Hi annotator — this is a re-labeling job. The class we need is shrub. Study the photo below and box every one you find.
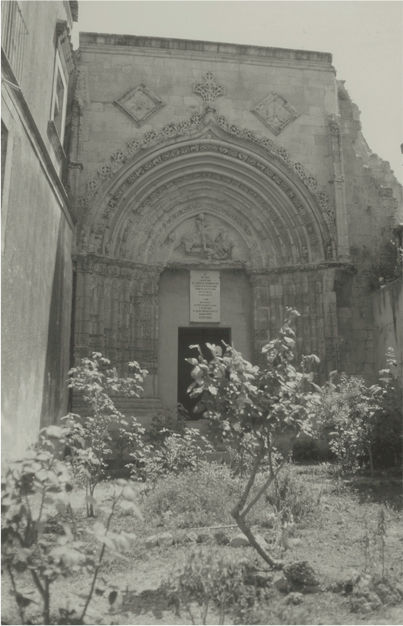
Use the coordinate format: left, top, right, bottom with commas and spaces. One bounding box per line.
134, 428, 213, 484
316, 350, 402, 474
144, 404, 188, 448
65, 353, 148, 514
266, 465, 319, 524
162, 547, 261, 625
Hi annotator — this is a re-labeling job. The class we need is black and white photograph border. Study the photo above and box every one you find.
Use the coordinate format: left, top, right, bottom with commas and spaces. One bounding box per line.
1, 1, 402, 624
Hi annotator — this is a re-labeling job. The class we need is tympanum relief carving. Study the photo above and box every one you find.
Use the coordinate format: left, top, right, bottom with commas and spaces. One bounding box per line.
158, 213, 249, 265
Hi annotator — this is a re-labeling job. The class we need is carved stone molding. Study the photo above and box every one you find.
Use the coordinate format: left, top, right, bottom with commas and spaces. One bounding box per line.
328, 113, 349, 259
328, 113, 341, 137
251, 93, 299, 136
246, 261, 356, 276
114, 83, 165, 126
81, 112, 330, 220
74, 253, 164, 279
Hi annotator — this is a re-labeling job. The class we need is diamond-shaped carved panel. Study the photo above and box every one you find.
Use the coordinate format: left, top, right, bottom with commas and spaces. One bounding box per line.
114, 83, 165, 126
251, 93, 299, 136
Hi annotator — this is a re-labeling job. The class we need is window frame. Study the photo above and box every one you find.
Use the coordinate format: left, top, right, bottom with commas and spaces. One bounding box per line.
50, 49, 68, 146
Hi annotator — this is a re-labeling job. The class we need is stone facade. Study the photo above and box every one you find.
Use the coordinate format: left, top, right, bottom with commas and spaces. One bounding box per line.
3, 21, 401, 454
69, 33, 402, 422
1, 1, 78, 457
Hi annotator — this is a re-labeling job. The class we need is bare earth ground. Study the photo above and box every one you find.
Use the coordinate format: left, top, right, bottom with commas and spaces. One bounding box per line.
2, 465, 402, 625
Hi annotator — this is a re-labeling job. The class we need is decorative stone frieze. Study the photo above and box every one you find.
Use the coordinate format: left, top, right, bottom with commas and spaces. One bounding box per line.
251, 93, 299, 136
82, 112, 330, 224
114, 82, 165, 126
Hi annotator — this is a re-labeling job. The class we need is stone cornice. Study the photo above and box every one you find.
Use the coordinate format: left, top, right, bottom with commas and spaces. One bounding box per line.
73, 253, 164, 276
79, 33, 333, 71
247, 261, 356, 275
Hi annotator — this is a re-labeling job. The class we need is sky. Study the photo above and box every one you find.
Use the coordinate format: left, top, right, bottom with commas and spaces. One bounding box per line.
72, 0, 403, 183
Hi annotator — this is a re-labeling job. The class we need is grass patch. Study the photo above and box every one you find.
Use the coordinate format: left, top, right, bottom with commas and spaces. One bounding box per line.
144, 461, 322, 530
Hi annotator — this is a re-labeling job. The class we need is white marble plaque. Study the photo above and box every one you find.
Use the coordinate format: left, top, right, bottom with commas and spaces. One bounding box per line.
190, 271, 220, 322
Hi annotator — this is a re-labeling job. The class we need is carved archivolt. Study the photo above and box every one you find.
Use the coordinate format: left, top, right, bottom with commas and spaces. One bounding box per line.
74, 119, 338, 273
80, 111, 333, 230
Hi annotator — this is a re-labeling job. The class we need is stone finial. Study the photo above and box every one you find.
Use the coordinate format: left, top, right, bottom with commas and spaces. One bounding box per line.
193, 71, 226, 107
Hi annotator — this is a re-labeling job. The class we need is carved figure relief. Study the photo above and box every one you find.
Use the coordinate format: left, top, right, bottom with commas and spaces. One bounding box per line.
252, 93, 299, 136
158, 213, 249, 265
114, 83, 165, 126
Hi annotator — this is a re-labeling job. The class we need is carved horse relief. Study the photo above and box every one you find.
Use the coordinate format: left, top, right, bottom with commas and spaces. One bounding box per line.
161, 213, 247, 264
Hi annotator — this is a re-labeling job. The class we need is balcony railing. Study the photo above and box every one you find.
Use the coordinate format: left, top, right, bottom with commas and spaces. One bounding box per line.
1, 1, 28, 84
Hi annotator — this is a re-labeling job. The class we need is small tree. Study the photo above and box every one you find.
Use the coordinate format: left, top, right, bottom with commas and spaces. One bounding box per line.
187, 309, 321, 568
66, 353, 148, 516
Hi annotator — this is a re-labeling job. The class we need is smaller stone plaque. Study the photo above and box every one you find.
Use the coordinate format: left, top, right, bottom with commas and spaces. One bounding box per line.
190, 271, 220, 322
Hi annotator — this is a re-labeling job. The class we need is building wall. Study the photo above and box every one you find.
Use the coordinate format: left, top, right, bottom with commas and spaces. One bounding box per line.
70, 34, 402, 418
336, 83, 402, 380
372, 279, 403, 379
1, 1, 77, 458
75, 34, 337, 199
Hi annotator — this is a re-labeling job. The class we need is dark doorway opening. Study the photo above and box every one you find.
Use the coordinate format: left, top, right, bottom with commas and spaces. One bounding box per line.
177, 327, 231, 419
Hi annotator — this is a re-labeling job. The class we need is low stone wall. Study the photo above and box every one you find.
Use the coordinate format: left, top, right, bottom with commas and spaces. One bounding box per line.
372, 278, 403, 379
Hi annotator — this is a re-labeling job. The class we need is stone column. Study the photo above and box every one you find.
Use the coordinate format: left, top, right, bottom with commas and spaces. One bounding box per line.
329, 114, 349, 261
249, 273, 284, 365
130, 266, 162, 394
322, 268, 340, 375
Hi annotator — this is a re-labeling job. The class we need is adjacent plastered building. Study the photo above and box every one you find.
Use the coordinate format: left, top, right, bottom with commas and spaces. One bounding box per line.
1, 1, 78, 457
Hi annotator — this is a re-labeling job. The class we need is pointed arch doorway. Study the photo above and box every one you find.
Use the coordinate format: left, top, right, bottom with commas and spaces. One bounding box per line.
158, 268, 253, 414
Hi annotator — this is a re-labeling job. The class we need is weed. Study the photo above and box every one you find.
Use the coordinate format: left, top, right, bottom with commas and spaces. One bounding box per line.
377, 507, 387, 579
266, 465, 320, 524
162, 547, 260, 625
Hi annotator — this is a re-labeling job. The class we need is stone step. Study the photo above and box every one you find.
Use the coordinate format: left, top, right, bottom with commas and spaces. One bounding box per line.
71, 394, 164, 426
